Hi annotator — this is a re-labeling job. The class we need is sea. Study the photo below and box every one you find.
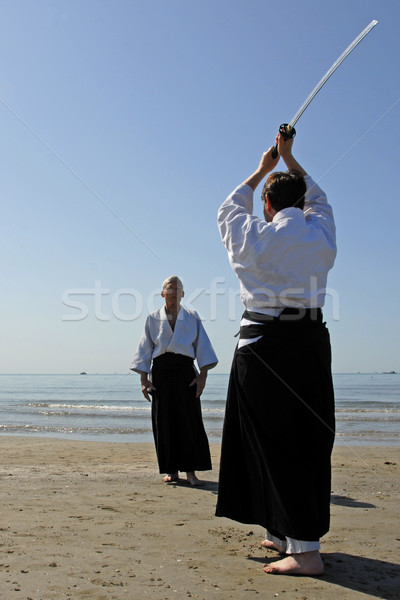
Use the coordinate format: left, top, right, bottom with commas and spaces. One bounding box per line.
0, 373, 399, 446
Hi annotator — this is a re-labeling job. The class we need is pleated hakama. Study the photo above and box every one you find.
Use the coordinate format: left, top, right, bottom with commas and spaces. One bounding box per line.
151, 353, 212, 474
215, 314, 335, 541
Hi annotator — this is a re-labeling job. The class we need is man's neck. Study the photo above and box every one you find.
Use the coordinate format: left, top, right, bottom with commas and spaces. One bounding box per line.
165, 304, 180, 317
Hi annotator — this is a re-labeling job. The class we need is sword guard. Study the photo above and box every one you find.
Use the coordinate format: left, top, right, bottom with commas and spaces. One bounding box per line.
279, 123, 296, 139
271, 124, 296, 158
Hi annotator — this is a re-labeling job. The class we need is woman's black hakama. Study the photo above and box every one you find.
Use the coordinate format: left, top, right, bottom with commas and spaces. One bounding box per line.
151, 353, 212, 474
215, 311, 335, 542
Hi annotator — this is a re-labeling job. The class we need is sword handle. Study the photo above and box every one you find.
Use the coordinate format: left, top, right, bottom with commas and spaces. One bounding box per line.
271, 124, 296, 158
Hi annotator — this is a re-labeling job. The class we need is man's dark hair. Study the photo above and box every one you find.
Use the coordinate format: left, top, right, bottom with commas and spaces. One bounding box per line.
261, 171, 306, 212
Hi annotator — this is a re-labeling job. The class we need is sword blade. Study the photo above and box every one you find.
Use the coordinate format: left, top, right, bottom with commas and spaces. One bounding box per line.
289, 19, 378, 128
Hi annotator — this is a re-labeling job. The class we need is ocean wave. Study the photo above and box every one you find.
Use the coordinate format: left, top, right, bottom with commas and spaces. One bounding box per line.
28, 403, 150, 412
336, 414, 400, 422
336, 430, 400, 438
335, 408, 400, 414
0, 423, 153, 435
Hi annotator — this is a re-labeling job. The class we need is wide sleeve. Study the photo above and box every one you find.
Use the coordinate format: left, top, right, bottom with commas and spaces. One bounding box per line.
129, 316, 155, 374
303, 175, 336, 249
193, 314, 218, 370
217, 183, 263, 257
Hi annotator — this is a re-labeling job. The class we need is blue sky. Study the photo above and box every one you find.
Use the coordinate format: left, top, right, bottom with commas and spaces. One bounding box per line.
1, 0, 399, 374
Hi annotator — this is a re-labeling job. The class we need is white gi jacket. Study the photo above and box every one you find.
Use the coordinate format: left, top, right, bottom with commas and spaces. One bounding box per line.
217, 175, 337, 313
130, 305, 218, 374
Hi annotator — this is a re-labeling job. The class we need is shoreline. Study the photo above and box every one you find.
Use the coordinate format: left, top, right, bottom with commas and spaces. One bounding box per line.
1, 432, 400, 447
0, 438, 399, 599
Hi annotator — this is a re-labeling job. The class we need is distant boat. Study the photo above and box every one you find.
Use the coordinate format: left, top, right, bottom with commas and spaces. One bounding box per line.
80, 371, 87, 375
382, 371, 397, 374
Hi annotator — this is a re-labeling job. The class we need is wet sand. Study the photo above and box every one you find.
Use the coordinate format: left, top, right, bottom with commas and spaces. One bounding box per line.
0, 437, 399, 599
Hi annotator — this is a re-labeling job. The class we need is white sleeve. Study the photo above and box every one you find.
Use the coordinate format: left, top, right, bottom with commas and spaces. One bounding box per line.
193, 314, 218, 370
217, 183, 264, 258
129, 316, 155, 374
303, 175, 336, 247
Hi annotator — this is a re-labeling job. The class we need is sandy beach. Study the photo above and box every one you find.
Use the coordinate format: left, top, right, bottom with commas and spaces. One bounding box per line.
0, 438, 399, 600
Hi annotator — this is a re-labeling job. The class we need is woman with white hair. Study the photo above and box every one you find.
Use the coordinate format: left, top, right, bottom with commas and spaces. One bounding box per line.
130, 276, 218, 486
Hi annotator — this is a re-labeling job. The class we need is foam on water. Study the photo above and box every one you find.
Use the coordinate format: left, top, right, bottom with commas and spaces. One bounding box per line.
0, 373, 399, 445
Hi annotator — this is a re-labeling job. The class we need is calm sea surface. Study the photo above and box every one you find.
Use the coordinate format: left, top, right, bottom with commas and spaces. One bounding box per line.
0, 373, 399, 446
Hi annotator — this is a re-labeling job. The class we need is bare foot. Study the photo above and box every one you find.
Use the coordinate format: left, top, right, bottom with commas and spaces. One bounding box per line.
162, 472, 178, 483
261, 539, 286, 554
186, 471, 202, 486
263, 551, 324, 576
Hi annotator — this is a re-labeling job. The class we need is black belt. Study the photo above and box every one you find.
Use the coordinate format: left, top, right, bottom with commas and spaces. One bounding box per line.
153, 352, 194, 364
239, 307, 323, 339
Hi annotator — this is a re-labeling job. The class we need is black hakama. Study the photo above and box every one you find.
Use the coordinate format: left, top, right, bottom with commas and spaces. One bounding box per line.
215, 309, 335, 541
151, 353, 212, 474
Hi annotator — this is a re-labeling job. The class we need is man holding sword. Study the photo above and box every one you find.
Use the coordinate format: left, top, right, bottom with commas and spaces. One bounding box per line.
216, 132, 337, 575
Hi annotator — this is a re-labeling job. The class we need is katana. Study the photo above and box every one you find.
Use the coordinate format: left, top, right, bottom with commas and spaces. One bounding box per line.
271, 19, 378, 158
